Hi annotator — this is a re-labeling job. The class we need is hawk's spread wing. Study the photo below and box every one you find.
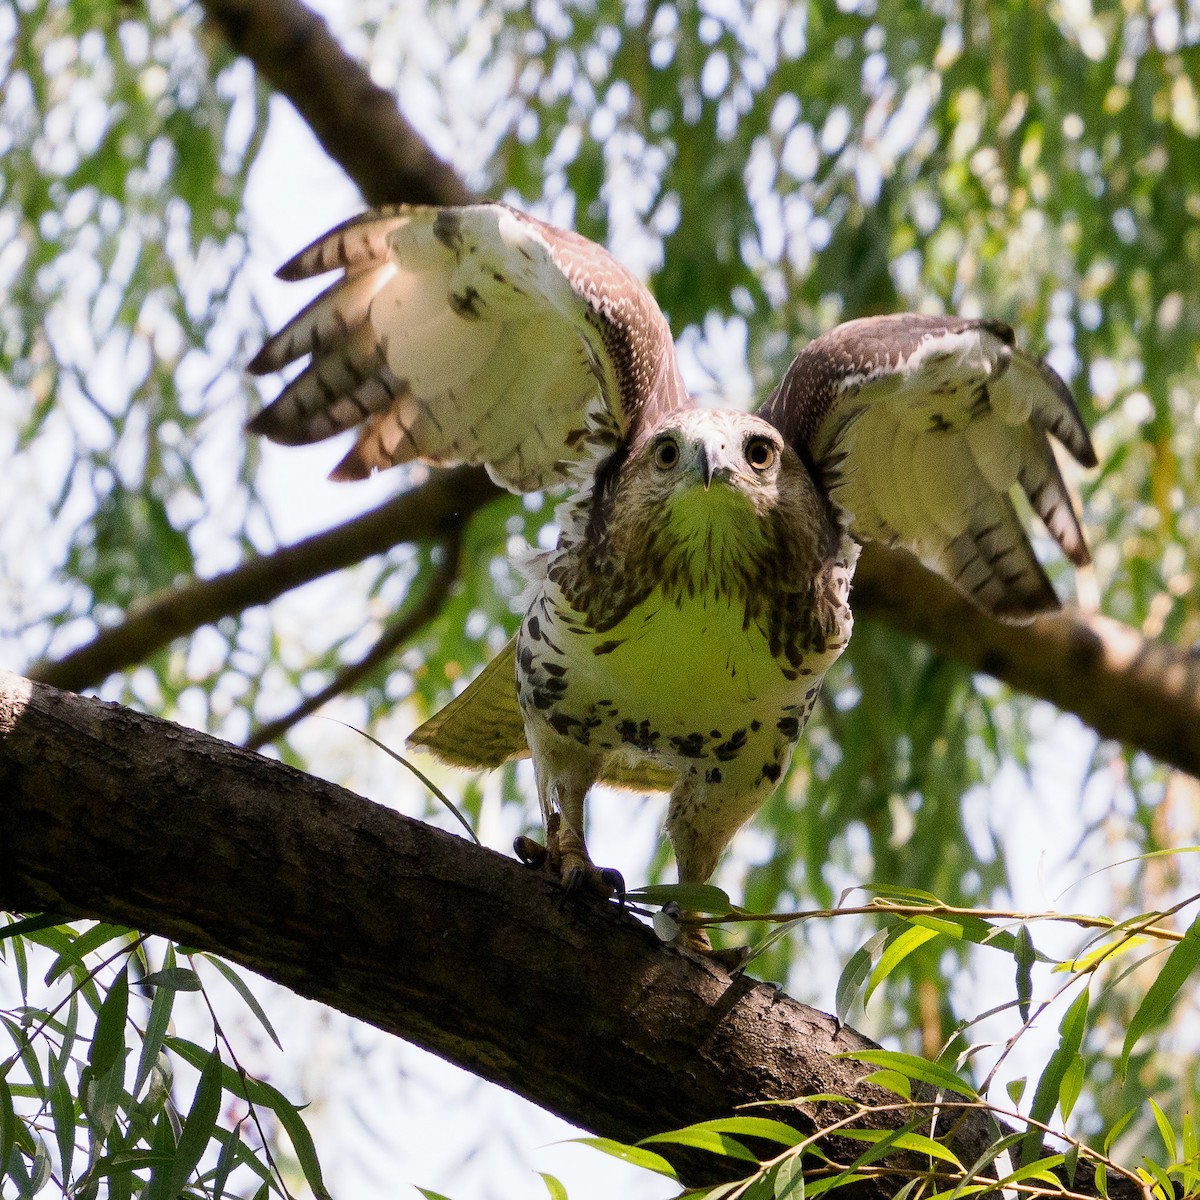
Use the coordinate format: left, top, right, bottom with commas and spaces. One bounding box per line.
248, 204, 687, 491
759, 314, 1096, 620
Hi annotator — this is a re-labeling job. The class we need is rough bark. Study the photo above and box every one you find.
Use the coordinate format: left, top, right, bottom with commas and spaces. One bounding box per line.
0, 671, 1134, 1197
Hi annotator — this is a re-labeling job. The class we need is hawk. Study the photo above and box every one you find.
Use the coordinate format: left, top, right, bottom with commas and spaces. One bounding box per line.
249, 203, 1095, 955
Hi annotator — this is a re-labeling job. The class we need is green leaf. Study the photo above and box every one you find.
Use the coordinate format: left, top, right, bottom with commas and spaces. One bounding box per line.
165, 1036, 329, 1198
46, 925, 133, 986
947, 1130, 1028, 1200
1183, 1108, 1197, 1161
640, 1127, 758, 1162
208, 1124, 242, 1200
415, 1190, 456, 1200
88, 965, 130, 1077
539, 1172, 568, 1200
1148, 1098, 1177, 1163
135, 953, 177, 1099
0, 915, 67, 942
50, 1074, 77, 1187
1006, 1078, 1026, 1107
197, 954, 283, 1050
666, 1118, 803, 1147
865, 925, 938, 1004
626, 883, 737, 916
835, 1050, 978, 1099
139, 967, 201, 992
860, 1069, 911, 1099
568, 1137, 679, 1179
835, 930, 887, 1024
1015, 925, 1035, 1023
774, 1151, 805, 1199
1021, 987, 1089, 1167
801, 1172, 870, 1198
1103, 1107, 1138, 1154
837, 1127, 963, 1169
166, 1050, 223, 1197
1059, 1056, 1085, 1124
1140, 1156, 1176, 1200
1122, 911, 1200, 1076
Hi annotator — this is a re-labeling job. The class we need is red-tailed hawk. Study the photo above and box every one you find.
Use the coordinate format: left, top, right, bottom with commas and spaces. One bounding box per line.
249, 203, 1095, 955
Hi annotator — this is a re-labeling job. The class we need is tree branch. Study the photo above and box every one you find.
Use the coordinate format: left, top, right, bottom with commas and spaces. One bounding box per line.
201, 0, 473, 207
245, 528, 463, 750
27, 466, 501, 694
0, 671, 1134, 1197
28, 472, 1199, 775
854, 544, 1200, 777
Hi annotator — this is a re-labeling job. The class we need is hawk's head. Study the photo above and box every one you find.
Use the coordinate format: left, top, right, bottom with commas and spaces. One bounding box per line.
603, 409, 836, 597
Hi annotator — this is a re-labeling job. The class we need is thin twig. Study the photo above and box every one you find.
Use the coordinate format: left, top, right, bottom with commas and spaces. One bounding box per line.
245, 531, 463, 750
694, 900, 1191, 946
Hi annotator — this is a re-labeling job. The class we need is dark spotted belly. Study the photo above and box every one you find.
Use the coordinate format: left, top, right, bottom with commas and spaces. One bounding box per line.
516, 583, 843, 786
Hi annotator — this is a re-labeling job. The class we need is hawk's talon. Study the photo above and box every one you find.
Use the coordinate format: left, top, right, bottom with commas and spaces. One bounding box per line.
513, 835, 548, 870
599, 867, 626, 904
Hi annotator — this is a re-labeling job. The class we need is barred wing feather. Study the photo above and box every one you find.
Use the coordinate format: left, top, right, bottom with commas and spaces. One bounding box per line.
759, 314, 1096, 620
248, 203, 687, 492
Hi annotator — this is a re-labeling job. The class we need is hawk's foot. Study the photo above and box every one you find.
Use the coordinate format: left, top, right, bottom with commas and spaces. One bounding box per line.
665, 904, 752, 971
512, 826, 624, 903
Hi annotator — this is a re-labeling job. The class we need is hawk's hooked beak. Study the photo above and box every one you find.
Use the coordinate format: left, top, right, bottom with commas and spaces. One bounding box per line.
697, 444, 732, 491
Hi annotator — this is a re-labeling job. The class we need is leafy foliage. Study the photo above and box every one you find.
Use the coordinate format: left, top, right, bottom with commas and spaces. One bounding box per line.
0, 918, 324, 1200
2, 0, 1200, 1196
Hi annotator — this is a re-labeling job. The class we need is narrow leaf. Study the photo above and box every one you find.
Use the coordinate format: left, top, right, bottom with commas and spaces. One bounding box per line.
135, 954, 177, 1099
1122, 912, 1200, 1075
835, 930, 887, 1024
865, 925, 937, 1004
838, 1127, 963, 1168
626, 884, 737, 916
774, 1152, 805, 1199
568, 1137, 679, 1179
1147, 1098, 1177, 1163
139, 968, 201, 992
1021, 988, 1089, 1167
166, 1050, 224, 1197
640, 1128, 758, 1162
1015, 925, 1035, 1023
539, 1172, 568, 1200
673, 1118, 802, 1147
88, 966, 130, 1077
835, 1050, 978, 1099
198, 954, 283, 1050
1059, 1056, 1085, 1124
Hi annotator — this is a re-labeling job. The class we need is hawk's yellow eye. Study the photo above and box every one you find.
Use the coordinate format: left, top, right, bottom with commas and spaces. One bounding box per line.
653, 438, 680, 469
745, 437, 776, 472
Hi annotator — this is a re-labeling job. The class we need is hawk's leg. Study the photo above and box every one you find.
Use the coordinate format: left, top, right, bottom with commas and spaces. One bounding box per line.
516, 730, 622, 900
665, 759, 789, 962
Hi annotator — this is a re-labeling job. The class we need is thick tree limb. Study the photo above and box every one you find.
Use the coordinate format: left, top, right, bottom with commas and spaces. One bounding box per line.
0, 671, 1135, 1197
201, 0, 473, 207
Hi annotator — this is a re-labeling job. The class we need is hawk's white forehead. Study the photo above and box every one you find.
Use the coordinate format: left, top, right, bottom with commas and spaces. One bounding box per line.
642, 408, 783, 445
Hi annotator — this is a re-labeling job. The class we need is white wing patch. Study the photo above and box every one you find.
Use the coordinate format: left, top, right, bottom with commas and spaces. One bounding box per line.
773, 317, 1095, 620
248, 204, 685, 493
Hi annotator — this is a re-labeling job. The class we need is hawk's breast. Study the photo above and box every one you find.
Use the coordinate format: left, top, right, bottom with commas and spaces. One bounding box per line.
516, 572, 851, 779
